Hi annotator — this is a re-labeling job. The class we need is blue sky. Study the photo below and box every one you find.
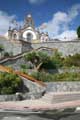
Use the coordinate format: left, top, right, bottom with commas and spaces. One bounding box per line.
0, 0, 80, 40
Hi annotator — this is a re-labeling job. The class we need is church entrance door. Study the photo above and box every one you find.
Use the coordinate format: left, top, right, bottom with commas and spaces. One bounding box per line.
27, 33, 33, 41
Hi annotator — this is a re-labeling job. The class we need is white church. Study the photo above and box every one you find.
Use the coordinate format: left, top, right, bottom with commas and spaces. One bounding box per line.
8, 14, 50, 43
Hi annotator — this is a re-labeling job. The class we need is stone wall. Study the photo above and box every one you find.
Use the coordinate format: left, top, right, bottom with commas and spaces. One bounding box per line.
1, 82, 80, 101
0, 38, 32, 56
0, 38, 22, 55
1, 37, 80, 57
46, 82, 80, 92
0, 92, 43, 101
0, 94, 16, 102
22, 77, 46, 94
32, 40, 80, 56
2, 57, 27, 70
1, 38, 80, 56
21, 41, 33, 52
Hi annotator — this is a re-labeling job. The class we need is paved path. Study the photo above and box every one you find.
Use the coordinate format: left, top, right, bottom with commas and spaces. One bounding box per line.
0, 92, 80, 111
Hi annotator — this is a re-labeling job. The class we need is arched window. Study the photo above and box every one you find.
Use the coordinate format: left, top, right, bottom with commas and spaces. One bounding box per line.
27, 33, 33, 41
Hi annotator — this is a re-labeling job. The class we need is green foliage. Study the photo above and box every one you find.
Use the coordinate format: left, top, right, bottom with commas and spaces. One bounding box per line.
1, 87, 13, 94
31, 71, 53, 82
24, 51, 50, 69
4, 52, 10, 57
0, 72, 23, 95
20, 64, 31, 69
38, 51, 57, 70
38, 51, 49, 63
63, 54, 80, 67
24, 51, 63, 70
51, 51, 63, 68
20, 64, 27, 69
24, 51, 37, 64
52, 72, 80, 81
24, 51, 80, 73
20, 64, 29, 73
41, 60, 56, 69
30, 52, 80, 82
31, 71, 80, 82
77, 26, 80, 38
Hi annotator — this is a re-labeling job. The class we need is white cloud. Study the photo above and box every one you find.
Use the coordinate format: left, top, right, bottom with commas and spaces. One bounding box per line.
39, 4, 80, 40
0, 11, 16, 35
54, 30, 78, 41
28, 0, 45, 4
68, 4, 80, 21
40, 12, 68, 37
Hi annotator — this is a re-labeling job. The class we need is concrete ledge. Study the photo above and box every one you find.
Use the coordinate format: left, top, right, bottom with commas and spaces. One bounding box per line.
46, 82, 80, 92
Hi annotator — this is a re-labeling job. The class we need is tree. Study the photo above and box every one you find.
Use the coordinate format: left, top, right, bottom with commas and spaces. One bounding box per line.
77, 26, 80, 38
24, 51, 50, 71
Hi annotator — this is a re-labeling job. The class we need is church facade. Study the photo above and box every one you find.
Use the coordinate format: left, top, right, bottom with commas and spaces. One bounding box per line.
0, 14, 80, 57
8, 14, 50, 43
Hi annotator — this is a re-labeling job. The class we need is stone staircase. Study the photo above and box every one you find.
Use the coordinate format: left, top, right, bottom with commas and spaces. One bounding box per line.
41, 92, 80, 104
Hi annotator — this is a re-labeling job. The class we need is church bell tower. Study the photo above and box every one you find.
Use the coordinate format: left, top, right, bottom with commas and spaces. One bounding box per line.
24, 14, 35, 29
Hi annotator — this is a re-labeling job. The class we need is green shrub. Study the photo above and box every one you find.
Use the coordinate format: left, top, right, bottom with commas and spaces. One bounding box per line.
31, 71, 80, 82
52, 72, 80, 81
63, 54, 80, 67
31, 71, 53, 82
1, 87, 13, 94
0, 72, 23, 95
20, 64, 28, 73
4, 52, 10, 57
51, 51, 63, 68
41, 60, 56, 69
